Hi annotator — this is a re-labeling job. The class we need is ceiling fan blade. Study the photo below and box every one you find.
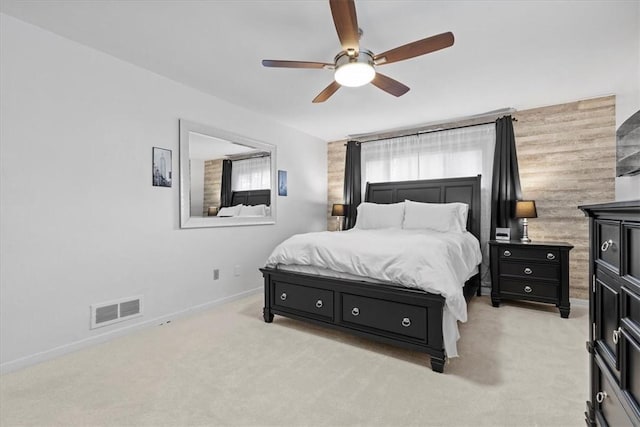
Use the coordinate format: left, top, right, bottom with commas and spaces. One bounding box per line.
262, 60, 333, 69
329, 0, 359, 52
374, 32, 454, 65
371, 73, 410, 97
312, 81, 341, 103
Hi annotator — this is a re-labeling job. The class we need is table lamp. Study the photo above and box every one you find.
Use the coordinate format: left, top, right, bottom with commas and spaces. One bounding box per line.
515, 200, 537, 243
331, 203, 345, 231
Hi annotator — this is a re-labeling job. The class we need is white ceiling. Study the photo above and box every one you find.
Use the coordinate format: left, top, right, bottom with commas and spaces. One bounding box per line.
1, 0, 638, 141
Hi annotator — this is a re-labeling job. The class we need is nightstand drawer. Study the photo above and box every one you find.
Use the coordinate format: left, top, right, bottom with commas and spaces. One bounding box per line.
499, 278, 558, 300
273, 282, 334, 320
500, 261, 559, 281
499, 246, 560, 262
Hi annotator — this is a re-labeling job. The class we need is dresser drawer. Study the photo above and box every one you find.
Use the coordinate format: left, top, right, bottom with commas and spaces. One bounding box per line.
623, 223, 640, 284
499, 278, 558, 300
499, 246, 560, 262
595, 273, 621, 376
273, 282, 334, 320
620, 329, 640, 420
594, 355, 635, 427
597, 220, 621, 273
341, 294, 427, 341
622, 287, 640, 337
500, 261, 559, 281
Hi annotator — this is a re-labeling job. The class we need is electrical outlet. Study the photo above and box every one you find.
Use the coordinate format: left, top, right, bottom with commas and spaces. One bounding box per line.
213, 269, 220, 280
234, 265, 240, 276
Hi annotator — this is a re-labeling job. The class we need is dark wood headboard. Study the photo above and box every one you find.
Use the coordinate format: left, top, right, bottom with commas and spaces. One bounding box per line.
364, 175, 481, 241
230, 189, 271, 206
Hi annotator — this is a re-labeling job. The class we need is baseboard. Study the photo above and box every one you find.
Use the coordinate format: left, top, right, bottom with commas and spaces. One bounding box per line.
0, 286, 262, 374
570, 297, 589, 307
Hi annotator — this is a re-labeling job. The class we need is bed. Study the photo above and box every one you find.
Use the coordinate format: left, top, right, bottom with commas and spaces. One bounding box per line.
230, 189, 270, 207
215, 189, 272, 217
260, 175, 481, 372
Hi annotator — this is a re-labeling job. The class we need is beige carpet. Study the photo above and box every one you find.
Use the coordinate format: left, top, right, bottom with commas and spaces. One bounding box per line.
0, 293, 588, 427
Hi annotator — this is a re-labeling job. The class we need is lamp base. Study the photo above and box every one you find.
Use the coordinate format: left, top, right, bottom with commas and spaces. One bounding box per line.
336, 217, 343, 232
520, 218, 531, 243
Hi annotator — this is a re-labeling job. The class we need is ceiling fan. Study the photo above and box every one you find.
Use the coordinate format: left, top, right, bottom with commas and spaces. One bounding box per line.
261, 0, 454, 103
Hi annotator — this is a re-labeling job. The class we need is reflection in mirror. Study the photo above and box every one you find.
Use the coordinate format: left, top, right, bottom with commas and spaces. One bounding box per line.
179, 120, 276, 228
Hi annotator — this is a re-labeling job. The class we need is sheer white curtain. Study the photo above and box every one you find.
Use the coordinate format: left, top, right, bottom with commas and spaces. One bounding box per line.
231, 157, 271, 191
361, 124, 496, 285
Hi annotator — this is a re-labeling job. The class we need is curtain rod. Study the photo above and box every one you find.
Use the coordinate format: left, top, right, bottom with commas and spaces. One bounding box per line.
347, 108, 517, 144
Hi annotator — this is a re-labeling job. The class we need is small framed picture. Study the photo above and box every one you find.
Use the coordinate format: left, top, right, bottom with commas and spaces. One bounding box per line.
495, 227, 511, 241
152, 147, 172, 187
278, 170, 287, 196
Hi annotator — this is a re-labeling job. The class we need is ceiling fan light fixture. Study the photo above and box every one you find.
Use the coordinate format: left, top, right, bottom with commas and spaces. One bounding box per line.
334, 50, 375, 87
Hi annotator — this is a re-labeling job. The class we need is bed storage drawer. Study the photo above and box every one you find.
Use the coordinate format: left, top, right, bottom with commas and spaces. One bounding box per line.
272, 281, 334, 320
341, 294, 427, 341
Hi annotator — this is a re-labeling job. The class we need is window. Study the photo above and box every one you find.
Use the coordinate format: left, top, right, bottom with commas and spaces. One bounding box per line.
231, 156, 271, 191
361, 124, 496, 285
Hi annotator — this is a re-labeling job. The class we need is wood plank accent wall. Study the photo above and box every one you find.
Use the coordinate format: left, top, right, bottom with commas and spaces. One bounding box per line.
513, 96, 616, 299
327, 140, 347, 231
203, 159, 223, 216
326, 96, 616, 299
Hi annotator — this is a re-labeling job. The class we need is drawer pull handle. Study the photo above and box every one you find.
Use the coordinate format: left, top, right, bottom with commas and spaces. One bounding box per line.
524, 268, 533, 275
503, 250, 511, 257
280, 293, 287, 301
546, 253, 556, 260
596, 391, 608, 403
401, 317, 411, 327
315, 300, 323, 308
612, 327, 622, 345
524, 285, 532, 293
351, 307, 360, 316
601, 239, 613, 252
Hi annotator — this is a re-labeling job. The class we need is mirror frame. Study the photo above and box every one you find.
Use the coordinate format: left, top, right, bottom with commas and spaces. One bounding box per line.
179, 120, 277, 228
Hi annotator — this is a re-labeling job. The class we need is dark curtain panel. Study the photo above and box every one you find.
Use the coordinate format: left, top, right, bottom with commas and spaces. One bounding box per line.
491, 116, 523, 240
343, 141, 362, 229
220, 159, 233, 208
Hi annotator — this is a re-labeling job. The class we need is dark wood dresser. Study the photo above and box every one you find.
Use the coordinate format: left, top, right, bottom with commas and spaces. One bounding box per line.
489, 240, 573, 318
579, 200, 640, 426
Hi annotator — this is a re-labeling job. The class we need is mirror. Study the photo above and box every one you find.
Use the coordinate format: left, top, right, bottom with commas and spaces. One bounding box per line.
179, 120, 276, 228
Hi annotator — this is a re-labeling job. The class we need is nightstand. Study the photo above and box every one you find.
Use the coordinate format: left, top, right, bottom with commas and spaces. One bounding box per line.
489, 240, 573, 318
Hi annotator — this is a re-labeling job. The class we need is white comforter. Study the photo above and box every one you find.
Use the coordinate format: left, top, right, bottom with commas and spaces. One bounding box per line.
265, 228, 482, 356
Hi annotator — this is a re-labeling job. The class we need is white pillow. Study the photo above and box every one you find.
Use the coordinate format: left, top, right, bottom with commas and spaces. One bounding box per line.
403, 200, 469, 233
238, 204, 266, 217
354, 202, 405, 229
217, 204, 243, 217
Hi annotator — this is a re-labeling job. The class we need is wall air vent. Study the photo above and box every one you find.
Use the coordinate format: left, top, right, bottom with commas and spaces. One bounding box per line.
90, 296, 143, 329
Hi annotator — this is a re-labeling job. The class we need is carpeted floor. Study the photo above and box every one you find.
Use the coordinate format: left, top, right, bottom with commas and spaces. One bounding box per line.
0, 293, 588, 426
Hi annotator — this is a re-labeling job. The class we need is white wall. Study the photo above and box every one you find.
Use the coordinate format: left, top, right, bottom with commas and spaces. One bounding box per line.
0, 14, 327, 371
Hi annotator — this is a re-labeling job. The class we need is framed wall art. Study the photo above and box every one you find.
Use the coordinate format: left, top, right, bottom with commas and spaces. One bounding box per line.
278, 170, 287, 196
153, 147, 172, 187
